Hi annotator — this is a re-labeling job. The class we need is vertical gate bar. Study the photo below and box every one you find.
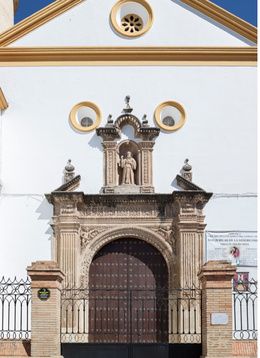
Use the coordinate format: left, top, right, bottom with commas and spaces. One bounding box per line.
14, 295, 17, 334
194, 300, 196, 334
252, 298, 255, 332
26, 295, 29, 335
1, 298, 4, 333
176, 297, 179, 334
239, 297, 243, 332
129, 289, 132, 344
246, 293, 249, 331
72, 298, 74, 334
83, 298, 86, 334
188, 298, 191, 334
233, 293, 237, 333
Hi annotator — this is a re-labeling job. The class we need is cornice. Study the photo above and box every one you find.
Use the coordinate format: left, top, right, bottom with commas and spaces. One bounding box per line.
181, 0, 257, 43
54, 175, 81, 192
0, 88, 8, 110
0, 0, 83, 47
0, 47, 257, 66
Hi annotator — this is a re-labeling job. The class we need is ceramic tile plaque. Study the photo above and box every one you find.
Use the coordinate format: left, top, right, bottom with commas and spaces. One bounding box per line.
211, 313, 228, 325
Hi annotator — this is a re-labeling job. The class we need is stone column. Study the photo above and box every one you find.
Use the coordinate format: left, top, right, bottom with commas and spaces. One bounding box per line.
27, 261, 65, 358
198, 260, 236, 358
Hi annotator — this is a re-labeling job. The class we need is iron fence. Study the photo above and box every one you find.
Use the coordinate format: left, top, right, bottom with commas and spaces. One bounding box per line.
0, 277, 31, 340
61, 287, 202, 344
233, 279, 257, 340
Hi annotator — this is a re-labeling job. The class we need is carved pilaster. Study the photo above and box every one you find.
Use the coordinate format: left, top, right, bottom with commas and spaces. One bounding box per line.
46, 193, 84, 287
103, 141, 117, 190
139, 141, 155, 193
59, 224, 80, 287
173, 192, 212, 288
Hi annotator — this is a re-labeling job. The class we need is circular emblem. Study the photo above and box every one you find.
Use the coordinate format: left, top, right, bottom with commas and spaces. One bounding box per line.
37, 288, 51, 301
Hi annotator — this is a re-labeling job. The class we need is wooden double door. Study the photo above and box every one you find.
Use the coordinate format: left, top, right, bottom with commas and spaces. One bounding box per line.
89, 238, 169, 343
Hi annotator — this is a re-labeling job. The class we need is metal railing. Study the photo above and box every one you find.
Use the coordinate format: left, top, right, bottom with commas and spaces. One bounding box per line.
0, 277, 31, 340
61, 287, 202, 344
233, 279, 257, 340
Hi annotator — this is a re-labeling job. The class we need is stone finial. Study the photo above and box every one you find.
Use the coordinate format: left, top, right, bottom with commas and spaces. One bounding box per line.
181, 158, 192, 181
106, 114, 114, 127
142, 114, 149, 127
123, 95, 133, 113
64, 159, 75, 183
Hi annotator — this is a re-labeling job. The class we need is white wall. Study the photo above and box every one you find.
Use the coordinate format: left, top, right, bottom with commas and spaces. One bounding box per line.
0, 0, 13, 34
9, 0, 252, 47
0, 65, 257, 277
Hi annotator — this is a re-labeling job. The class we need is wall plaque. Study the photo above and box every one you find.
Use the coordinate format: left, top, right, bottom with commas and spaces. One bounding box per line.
206, 231, 257, 267
38, 288, 50, 301
211, 313, 228, 325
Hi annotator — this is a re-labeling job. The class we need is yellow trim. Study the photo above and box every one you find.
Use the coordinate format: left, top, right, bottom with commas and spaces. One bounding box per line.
0, 47, 256, 66
0, 0, 83, 47
110, 0, 153, 38
180, 0, 257, 43
154, 101, 186, 132
0, 88, 8, 110
69, 101, 101, 132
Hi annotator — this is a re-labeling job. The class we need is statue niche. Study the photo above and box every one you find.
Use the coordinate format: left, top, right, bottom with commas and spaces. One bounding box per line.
96, 96, 160, 194
118, 141, 140, 186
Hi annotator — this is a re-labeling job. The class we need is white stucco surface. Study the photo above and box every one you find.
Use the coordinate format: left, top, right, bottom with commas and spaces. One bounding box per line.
9, 0, 253, 47
0, 65, 257, 276
0, 0, 13, 34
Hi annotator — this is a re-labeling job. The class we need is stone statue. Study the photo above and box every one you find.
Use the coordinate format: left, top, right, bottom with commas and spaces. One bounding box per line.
120, 151, 136, 185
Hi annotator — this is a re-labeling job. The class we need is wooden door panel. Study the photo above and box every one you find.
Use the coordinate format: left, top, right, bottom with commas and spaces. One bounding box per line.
89, 238, 168, 343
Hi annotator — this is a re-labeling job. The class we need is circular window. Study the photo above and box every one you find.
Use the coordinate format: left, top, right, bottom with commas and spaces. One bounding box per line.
69, 102, 101, 132
110, 0, 153, 38
154, 101, 186, 132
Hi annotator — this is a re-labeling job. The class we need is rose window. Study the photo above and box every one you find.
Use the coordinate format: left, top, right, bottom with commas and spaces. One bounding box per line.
121, 14, 143, 33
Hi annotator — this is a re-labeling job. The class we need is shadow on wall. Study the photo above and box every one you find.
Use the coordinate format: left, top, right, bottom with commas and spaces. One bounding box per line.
35, 198, 53, 241
88, 133, 103, 151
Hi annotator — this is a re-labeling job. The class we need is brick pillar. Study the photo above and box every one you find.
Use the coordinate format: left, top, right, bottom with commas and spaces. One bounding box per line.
27, 261, 65, 358
198, 260, 236, 358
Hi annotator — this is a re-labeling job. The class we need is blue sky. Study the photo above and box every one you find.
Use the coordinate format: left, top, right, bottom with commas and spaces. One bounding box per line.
15, 0, 257, 26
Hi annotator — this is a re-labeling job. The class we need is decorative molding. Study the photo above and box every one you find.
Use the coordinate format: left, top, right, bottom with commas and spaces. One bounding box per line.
176, 174, 203, 191
54, 175, 81, 192
0, 0, 83, 47
80, 226, 175, 287
0, 47, 257, 66
0, 88, 8, 110
180, 0, 257, 43
80, 226, 109, 250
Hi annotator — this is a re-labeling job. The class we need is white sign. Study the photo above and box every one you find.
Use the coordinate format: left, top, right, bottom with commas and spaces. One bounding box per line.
206, 231, 257, 267
211, 313, 228, 325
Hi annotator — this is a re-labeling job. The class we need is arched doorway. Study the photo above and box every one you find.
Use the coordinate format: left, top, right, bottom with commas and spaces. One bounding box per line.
88, 238, 169, 343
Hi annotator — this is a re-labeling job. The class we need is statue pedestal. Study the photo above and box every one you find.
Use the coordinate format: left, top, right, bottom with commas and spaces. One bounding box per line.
114, 184, 140, 194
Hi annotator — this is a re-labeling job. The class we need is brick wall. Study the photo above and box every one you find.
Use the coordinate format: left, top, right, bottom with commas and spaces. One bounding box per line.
0, 340, 30, 356
232, 340, 257, 357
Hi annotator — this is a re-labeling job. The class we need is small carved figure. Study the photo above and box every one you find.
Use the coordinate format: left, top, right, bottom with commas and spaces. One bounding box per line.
159, 225, 176, 252
120, 151, 137, 185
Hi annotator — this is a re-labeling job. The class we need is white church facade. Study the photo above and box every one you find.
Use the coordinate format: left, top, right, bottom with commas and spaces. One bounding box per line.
0, 1, 257, 357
